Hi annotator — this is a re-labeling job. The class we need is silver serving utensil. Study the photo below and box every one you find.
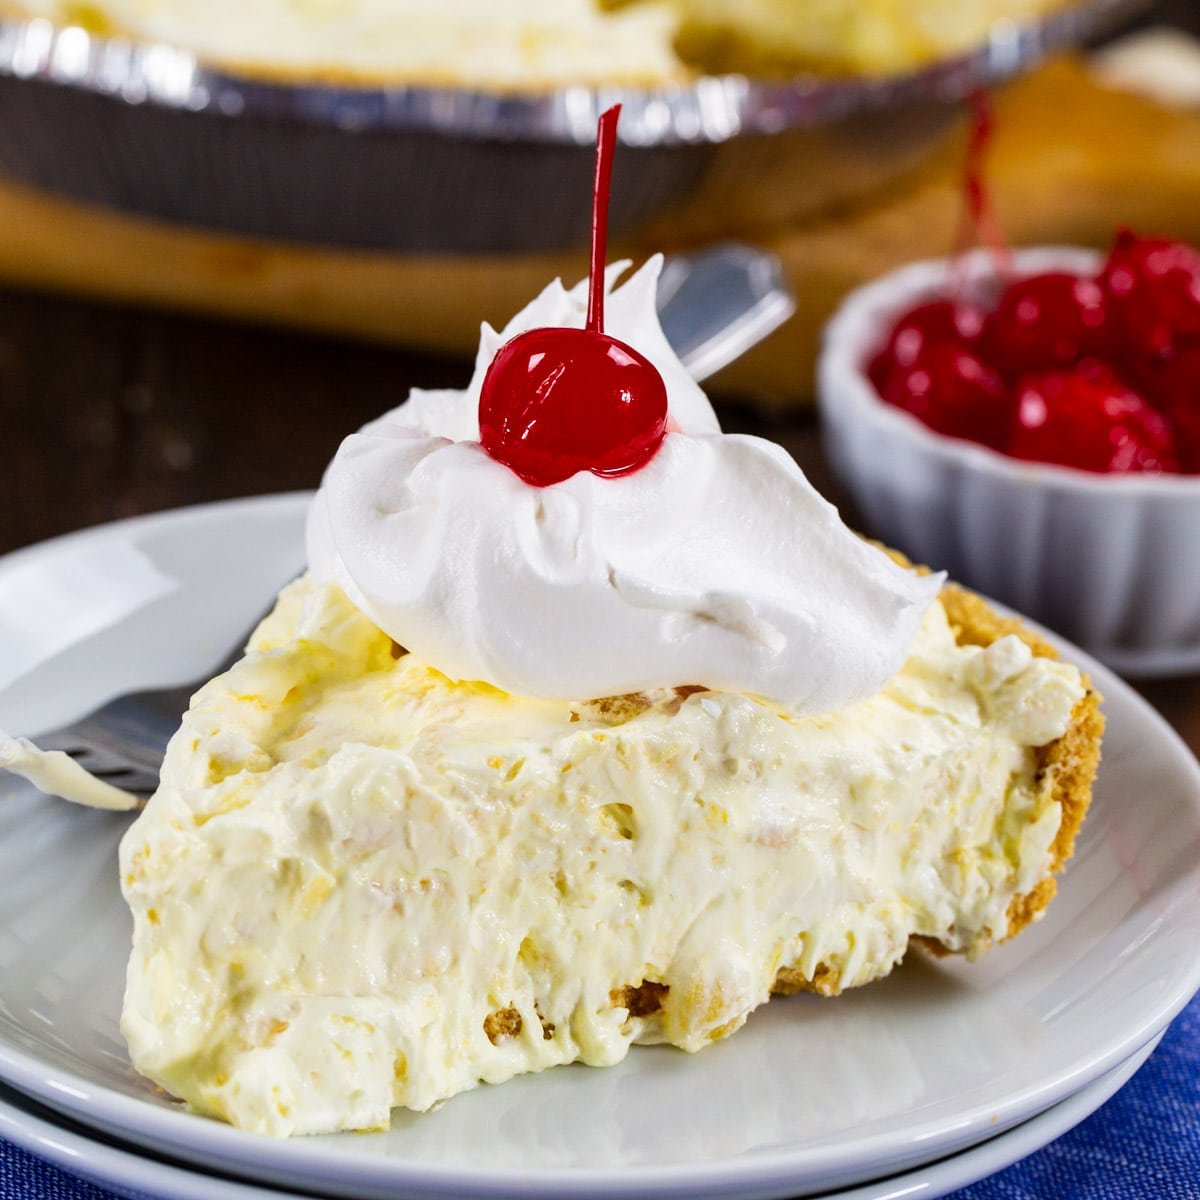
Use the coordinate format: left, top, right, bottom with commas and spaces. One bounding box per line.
0, 243, 793, 806
657, 243, 794, 382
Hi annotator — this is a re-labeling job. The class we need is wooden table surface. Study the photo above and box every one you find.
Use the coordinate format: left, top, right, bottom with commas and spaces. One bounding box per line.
2, 0, 1200, 756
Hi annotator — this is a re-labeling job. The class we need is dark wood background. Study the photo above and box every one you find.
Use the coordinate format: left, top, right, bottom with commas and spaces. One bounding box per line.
2, 0, 1199, 749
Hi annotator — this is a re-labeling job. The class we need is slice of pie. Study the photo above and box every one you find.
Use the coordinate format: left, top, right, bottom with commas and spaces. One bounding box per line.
119, 568, 1101, 1136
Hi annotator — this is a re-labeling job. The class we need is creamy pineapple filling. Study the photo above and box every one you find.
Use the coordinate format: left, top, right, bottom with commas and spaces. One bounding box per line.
120, 576, 1084, 1137
4, 0, 686, 88
650, 0, 1069, 76
4, 0, 1066, 85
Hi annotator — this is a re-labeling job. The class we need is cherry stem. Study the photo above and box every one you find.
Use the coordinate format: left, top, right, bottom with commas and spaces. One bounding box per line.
951, 89, 1011, 295
586, 104, 622, 336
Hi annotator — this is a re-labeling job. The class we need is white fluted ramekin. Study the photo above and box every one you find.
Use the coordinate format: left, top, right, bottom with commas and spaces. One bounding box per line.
818, 246, 1200, 677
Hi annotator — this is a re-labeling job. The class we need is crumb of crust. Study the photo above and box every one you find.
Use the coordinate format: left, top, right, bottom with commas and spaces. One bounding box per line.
773, 962, 840, 998
612, 980, 670, 1018
534, 1004, 556, 1040
584, 692, 655, 725
483, 1007, 523, 1044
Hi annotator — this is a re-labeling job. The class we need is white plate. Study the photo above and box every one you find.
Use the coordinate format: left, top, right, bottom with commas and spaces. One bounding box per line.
0, 1035, 1163, 1200
1, 495, 1199, 1200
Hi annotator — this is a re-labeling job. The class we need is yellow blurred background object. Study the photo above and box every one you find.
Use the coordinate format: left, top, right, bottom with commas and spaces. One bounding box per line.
2, 0, 1069, 84
632, 0, 1071, 76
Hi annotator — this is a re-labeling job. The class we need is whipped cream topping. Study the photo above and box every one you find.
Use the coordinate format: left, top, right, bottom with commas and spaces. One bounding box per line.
308, 258, 943, 710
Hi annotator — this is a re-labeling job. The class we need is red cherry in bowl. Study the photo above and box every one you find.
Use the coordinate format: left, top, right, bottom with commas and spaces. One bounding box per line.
1101, 231, 1200, 361
981, 271, 1108, 379
1137, 342, 1200, 472
885, 299, 984, 363
877, 342, 1011, 449
478, 104, 669, 488
867, 299, 985, 390
478, 328, 667, 486
1009, 361, 1180, 474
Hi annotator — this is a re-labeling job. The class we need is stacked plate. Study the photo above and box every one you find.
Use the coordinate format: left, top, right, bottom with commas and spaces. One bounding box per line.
1, 493, 1199, 1200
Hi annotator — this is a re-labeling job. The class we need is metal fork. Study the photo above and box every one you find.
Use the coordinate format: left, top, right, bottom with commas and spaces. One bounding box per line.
1, 244, 793, 806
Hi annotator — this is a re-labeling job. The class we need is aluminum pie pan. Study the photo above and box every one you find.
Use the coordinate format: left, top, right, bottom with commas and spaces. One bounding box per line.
0, 0, 1148, 251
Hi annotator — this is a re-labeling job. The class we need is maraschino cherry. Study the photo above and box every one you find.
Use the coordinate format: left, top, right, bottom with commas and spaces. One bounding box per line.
1101, 229, 1200, 361
876, 342, 1010, 449
982, 272, 1108, 378
867, 299, 985, 389
478, 105, 668, 487
1009, 362, 1180, 474
950, 90, 1011, 281
1138, 342, 1200, 471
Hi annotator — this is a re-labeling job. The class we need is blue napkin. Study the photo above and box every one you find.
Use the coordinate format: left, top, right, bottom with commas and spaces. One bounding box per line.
3, 989, 1198, 1200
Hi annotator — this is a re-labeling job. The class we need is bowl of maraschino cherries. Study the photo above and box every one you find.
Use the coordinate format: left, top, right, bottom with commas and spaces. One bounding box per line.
818, 231, 1200, 677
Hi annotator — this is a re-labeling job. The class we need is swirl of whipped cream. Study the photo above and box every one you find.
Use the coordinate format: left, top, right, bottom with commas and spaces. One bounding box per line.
307, 257, 942, 711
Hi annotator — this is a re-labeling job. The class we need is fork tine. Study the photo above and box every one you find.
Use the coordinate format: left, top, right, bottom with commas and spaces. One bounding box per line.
98, 775, 158, 798
38, 741, 138, 775
62, 746, 100, 764
89, 765, 152, 782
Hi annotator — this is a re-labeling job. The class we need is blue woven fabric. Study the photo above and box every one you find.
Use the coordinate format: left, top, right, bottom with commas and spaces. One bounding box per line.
3, 989, 1198, 1199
